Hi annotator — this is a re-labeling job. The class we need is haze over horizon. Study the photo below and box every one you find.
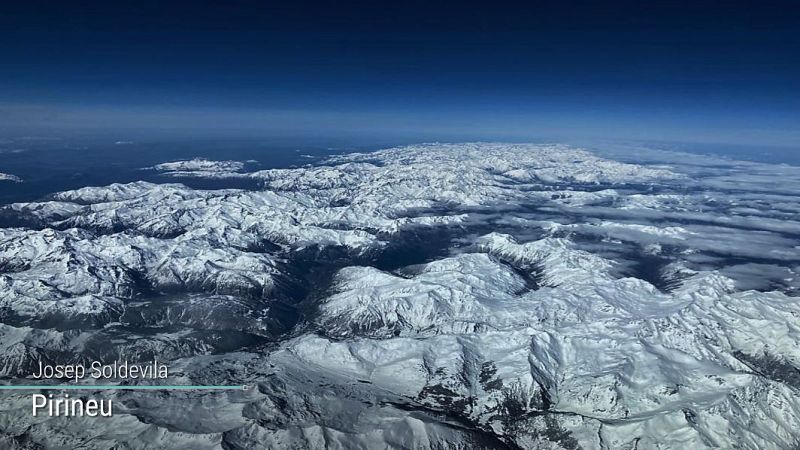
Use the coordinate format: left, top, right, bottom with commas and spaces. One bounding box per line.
1, 0, 798, 147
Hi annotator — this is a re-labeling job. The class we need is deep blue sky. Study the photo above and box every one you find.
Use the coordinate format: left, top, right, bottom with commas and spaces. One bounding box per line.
1, 0, 798, 145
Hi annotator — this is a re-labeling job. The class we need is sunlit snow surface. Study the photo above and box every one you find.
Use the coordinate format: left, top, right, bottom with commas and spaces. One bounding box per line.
1, 143, 800, 449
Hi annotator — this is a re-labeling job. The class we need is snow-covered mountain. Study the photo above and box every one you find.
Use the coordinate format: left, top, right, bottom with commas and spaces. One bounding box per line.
1, 143, 799, 449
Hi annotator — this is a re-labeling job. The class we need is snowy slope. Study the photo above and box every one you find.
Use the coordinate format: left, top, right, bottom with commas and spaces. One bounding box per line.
0, 143, 799, 449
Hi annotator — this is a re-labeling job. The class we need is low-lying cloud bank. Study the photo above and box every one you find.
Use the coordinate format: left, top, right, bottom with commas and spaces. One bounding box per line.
0, 172, 21, 182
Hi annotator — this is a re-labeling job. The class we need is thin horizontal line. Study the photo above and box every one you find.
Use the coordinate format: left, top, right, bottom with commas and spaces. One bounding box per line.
0, 385, 247, 391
